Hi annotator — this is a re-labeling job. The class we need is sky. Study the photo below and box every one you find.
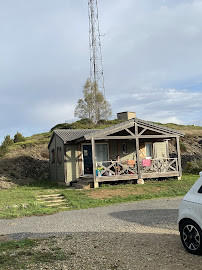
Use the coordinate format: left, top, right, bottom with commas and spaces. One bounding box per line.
0, 0, 202, 143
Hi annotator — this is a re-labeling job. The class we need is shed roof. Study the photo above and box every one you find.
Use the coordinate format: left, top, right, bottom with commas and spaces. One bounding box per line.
48, 118, 184, 148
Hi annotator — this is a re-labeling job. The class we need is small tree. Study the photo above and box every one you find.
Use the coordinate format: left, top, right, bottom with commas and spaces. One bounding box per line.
3, 135, 14, 147
0, 135, 13, 158
14, 132, 25, 143
74, 79, 112, 124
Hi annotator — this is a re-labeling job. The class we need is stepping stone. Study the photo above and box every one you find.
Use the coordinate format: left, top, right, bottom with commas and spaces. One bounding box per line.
35, 194, 68, 208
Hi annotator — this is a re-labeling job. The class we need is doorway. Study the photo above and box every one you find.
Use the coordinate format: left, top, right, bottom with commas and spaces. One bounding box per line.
82, 143, 109, 175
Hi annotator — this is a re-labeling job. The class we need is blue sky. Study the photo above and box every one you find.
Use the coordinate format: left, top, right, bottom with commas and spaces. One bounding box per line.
0, 0, 202, 143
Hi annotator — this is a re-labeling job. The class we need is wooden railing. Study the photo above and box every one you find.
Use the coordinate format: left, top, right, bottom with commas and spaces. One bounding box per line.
96, 160, 138, 177
141, 158, 178, 173
96, 158, 178, 177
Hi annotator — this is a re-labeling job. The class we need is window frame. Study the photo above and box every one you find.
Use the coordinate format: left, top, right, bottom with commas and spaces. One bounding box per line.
145, 142, 152, 159
51, 149, 55, 165
57, 147, 62, 165
122, 143, 128, 154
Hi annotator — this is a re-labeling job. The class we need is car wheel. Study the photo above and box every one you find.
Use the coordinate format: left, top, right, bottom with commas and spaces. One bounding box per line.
180, 220, 202, 255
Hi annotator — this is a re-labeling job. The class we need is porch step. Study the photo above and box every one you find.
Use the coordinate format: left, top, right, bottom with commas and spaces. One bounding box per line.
36, 194, 69, 208
72, 180, 94, 189
36, 194, 63, 198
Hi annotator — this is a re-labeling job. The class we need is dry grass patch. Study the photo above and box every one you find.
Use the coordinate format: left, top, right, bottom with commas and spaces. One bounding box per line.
86, 186, 167, 200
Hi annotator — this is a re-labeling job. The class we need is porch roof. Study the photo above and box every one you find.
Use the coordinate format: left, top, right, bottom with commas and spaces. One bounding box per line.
48, 118, 184, 147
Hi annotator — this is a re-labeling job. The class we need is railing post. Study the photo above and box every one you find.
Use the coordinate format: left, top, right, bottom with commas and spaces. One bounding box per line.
135, 122, 144, 184
176, 136, 182, 179
91, 137, 98, 188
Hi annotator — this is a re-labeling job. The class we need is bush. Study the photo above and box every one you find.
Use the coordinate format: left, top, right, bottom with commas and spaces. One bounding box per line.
14, 132, 25, 143
76, 118, 93, 125
3, 135, 14, 147
180, 141, 187, 153
184, 160, 202, 174
0, 144, 8, 158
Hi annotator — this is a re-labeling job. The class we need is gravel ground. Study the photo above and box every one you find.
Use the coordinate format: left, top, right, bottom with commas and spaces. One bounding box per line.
1, 197, 201, 269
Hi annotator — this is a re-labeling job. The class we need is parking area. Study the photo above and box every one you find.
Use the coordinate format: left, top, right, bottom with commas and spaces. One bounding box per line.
1, 197, 201, 269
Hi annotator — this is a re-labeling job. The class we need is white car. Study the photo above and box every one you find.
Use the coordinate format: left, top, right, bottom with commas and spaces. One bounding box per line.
178, 171, 202, 255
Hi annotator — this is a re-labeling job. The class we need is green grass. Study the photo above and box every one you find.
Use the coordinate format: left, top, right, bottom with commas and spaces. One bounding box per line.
0, 174, 199, 219
0, 238, 68, 270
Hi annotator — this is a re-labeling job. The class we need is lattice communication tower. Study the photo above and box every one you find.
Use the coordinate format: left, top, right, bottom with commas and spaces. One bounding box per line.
88, 0, 105, 96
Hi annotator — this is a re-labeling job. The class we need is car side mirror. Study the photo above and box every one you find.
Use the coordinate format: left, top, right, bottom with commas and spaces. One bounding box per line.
200, 171, 202, 177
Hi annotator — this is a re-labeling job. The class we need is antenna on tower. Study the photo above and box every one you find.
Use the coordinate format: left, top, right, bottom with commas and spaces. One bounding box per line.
88, 0, 105, 96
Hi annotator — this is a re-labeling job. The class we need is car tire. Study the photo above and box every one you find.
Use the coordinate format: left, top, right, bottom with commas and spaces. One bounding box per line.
180, 220, 202, 255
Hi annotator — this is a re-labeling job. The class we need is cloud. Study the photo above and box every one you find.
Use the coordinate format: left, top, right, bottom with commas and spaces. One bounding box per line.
110, 87, 202, 125
0, 0, 202, 143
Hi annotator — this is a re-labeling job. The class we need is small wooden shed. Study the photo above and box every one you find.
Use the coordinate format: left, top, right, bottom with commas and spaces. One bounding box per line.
48, 118, 184, 187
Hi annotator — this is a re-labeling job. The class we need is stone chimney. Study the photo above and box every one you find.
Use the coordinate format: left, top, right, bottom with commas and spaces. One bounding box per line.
117, 112, 136, 120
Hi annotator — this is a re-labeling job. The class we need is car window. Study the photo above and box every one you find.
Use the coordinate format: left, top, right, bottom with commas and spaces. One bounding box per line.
198, 186, 202, 193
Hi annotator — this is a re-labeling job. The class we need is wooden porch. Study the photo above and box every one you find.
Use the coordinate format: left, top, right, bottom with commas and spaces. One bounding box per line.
95, 158, 180, 182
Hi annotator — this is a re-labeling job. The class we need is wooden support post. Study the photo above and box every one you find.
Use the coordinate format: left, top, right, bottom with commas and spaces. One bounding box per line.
135, 123, 144, 184
64, 145, 70, 186
176, 136, 182, 179
91, 137, 98, 188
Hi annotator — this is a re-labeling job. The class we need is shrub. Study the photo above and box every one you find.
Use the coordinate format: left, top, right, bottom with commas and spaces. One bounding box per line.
184, 160, 202, 174
180, 141, 187, 153
14, 132, 25, 143
97, 119, 107, 125
76, 118, 93, 125
3, 135, 14, 147
0, 144, 8, 158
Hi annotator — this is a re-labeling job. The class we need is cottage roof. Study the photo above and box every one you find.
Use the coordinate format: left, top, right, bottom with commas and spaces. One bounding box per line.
48, 118, 184, 148
48, 129, 98, 148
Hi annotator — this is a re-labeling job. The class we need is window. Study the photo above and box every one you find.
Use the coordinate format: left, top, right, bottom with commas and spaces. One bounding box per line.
198, 186, 202, 193
122, 143, 128, 154
51, 149, 55, 164
95, 144, 108, 162
57, 147, 62, 164
145, 143, 152, 159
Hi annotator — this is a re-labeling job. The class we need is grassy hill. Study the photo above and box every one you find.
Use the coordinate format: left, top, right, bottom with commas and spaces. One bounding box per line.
0, 119, 201, 188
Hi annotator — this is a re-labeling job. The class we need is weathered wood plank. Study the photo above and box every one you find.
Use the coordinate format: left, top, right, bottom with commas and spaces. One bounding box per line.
138, 128, 147, 136
91, 138, 97, 184
176, 136, 182, 177
142, 172, 179, 178
125, 128, 135, 136
139, 135, 176, 138
137, 123, 170, 136
135, 122, 141, 180
94, 135, 176, 140
96, 175, 139, 182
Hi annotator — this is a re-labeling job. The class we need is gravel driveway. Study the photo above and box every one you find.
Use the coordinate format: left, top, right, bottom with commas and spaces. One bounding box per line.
1, 197, 201, 269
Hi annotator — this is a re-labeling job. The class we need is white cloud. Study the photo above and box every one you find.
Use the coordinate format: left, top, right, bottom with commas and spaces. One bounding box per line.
110, 86, 202, 125
0, 0, 202, 143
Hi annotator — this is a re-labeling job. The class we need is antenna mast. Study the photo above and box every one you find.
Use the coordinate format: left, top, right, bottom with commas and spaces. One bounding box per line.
88, 0, 105, 96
